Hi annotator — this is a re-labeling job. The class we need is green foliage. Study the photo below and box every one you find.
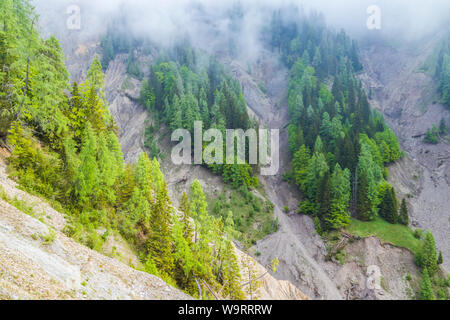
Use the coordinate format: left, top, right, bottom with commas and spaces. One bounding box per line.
326, 164, 351, 229
420, 268, 436, 300
423, 33, 450, 107
415, 231, 438, 275
423, 120, 448, 144
1, 3, 248, 299
75, 123, 99, 207
437, 251, 443, 265
399, 199, 409, 226
424, 125, 440, 144
378, 185, 398, 224
139, 53, 257, 189
439, 118, 448, 134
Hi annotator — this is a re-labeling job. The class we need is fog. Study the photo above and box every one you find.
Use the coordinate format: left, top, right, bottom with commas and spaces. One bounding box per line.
33, 0, 450, 61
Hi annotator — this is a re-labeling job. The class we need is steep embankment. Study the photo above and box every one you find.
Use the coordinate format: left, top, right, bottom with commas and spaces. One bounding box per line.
226, 49, 424, 300
103, 54, 309, 300
359, 32, 450, 272
224, 53, 343, 300
0, 154, 190, 300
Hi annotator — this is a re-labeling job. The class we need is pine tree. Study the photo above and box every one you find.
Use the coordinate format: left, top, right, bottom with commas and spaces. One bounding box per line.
118, 163, 135, 204
378, 186, 398, 224
420, 268, 436, 300
97, 132, 117, 205
67, 82, 86, 140
317, 171, 332, 228
357, 170, 373, 221
326, 164, 351, 229
134, 152, 153, 201
82, 57, 110, 131
292, 145, 310, 192
189, 180, 210, 240
399, 198, 409, 226
172, 215, 198, 296
75, 123, 99, 207
147, 181, 174, 278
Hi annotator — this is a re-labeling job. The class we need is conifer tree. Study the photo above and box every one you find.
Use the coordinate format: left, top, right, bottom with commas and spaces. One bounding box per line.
147, 181, 174, 278
118, 163, 135, 204
420, 268, 435, 300
172, 215, 198, 295
357, 170, 373, 221
415, 231, 438, 275
219, 240, 245, 300
437, 251, 443, 265
399, 198, 409, 226
292, 145, 310, 192
317, 171, 332, 226
97, 132, 117, 205
180, 192, 194, 244
305, 152, 329, 200
327, 164, 351, 229
378, 186, 398, 224
75, 123, 99, 207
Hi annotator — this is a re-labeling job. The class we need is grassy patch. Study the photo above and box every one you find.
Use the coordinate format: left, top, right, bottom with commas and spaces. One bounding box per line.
207, 186, 276, 247
346, 217, 422, 255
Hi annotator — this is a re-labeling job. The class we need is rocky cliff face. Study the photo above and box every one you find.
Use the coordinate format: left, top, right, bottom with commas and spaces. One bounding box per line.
335, 237, 421, 300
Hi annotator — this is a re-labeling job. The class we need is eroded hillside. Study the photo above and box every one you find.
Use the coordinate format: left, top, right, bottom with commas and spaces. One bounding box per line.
0, 153, 190, 300
359, 32, 450, 272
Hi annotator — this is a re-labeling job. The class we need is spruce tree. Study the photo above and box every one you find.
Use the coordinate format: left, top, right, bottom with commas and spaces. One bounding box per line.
357, 170, 373, 221
420, 268, 435, 300
172, 215, 197, 296
147, 181, 174, 278
379, 186, 398, 224
75, 123, 99, 207
327, 164, 351, 229
292, 145, 310, 192
180, 192, 194, 244
317, 171, 332, 228
134, 152, 153, 201
437, 251, 443, 265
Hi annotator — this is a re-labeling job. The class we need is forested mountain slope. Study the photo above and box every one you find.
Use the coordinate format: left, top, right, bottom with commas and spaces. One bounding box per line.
359, 30, 450, 272
1, 0, 448, 300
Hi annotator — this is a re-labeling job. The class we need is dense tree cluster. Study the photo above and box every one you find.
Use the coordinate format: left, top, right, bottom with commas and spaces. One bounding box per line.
99, 16, 152, 76
270, 10, 403, 231
414, 231, 448, 300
